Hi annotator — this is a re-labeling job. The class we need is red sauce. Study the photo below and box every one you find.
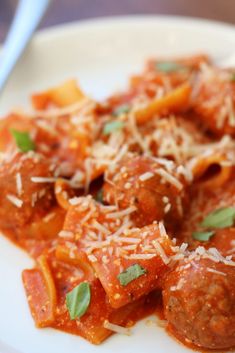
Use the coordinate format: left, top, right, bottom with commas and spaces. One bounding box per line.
1, 53, 235, 350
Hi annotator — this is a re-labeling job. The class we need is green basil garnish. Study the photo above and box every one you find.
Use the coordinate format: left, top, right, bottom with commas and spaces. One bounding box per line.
192, 230, 215, 242
201, 207, 235, 229
66, 282, 91, 320
155, 61, 186, 73
118, 264, 147, 286
103, 120, 124, 135
10, 129, 35, 153
112, 104, 130, 116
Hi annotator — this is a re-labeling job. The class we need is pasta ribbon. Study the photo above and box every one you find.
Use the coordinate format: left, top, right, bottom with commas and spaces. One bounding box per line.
55, 244, 94, 280
32, 79, 85, 109
190, 152, 232, 189
22, 255, 56, 328
37, 255, 57, 319
135, 83, 191, 124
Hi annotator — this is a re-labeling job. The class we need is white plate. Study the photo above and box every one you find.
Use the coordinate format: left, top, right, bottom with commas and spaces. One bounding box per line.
0, 15, 235, 353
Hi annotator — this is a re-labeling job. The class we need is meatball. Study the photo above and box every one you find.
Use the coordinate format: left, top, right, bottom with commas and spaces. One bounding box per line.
163, 257, 235, 349
103, 155, 189, 228
207, 228, 235, 258
0, 112, 90, 178
0, 151, 55, 239
177, 179, 235, 252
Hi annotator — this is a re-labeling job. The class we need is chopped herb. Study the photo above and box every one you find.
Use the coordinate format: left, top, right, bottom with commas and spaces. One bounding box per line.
155, 61, 186, 73
10, 129, 35, 153
66, 282, 91, 320
201, 207, 235, 229
118, 264, 147, 286
95, 189, 103, 204
112, 104, 130, 116
192, 230, 215, 242
231, 73, 235, 82
103, 120, 124, 135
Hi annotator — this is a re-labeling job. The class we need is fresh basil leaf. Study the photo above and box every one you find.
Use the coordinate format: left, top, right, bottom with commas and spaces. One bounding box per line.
112, 104, 130, 116
103, 120, 124, 135
10, 129, 35, 153
231, 73, 235, 82
201, 207, 235, 229
118, 264, 147, 286
95, 189, 103, 204
155, 61, 186, 73
192, 230, 215, 242
66, 282, 91, 320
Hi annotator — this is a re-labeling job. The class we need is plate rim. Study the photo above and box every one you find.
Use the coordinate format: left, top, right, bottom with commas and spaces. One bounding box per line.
34, 14, 235, 42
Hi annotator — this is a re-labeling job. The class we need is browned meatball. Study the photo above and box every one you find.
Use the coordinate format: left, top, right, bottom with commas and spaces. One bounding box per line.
103, 155, 189, 228
163, 257, 235, 350
207, 228, 235, 258
177, 179, 235, 253
0, 113, 86, 178
0, 151, 56, 239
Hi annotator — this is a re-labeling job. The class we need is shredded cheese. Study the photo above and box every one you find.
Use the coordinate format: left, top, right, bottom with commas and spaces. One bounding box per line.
15, 172, 23, 196
155, 168, 183, 190
103, 320, 131, 335
152, 240, 170, 265
58, 230, 74, 239
31, 177, 57, 183
139, 171, 154, 181
206, 267, 226, 276
6, 194, 23, 208
125, 253, 156, 260
106, 206, 137, 219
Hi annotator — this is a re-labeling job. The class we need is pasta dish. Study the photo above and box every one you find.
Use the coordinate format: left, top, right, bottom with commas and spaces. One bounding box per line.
0, 54, 235, 351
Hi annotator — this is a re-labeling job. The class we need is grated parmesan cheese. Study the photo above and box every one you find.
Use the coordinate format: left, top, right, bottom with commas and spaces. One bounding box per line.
152, 240, 170, 265
6, 194, 23, 208
125, 253, 156, 260
92, 220, 110, 236
139, 171, 154, 181
31, 177, 57, 183
69, 197, 81, 206
15, 172, 23, 196
114, 236, 141, 244
58, 230, 74, 239
106, 206, 136, 219
170, 278, 185, 291
103, 320, 131, 335
87, 254, 98, 263
43, 212, 56, 223
206, 267, 226, 276
164, 203, 171, 214
155, 168, 183, 190
158, 221, 167, 238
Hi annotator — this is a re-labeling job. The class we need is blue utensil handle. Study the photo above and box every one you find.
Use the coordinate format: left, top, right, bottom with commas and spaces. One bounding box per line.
0, 0, 50, 94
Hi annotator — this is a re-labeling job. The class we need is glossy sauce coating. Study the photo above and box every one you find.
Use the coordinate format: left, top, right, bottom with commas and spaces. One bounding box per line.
1, 54, 235, 350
